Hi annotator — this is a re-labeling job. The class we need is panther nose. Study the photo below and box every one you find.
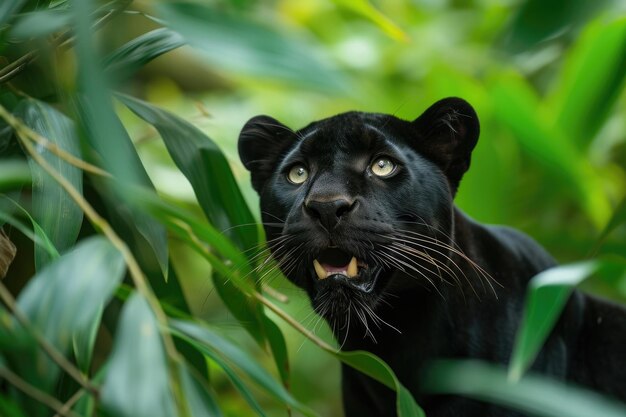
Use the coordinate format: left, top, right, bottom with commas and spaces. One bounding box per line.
304, 199, 356, 230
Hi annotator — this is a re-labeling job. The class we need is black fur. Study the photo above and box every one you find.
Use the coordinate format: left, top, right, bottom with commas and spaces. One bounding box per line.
238, 98, 626, 416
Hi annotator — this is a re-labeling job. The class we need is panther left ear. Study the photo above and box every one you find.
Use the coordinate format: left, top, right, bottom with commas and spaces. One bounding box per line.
412, 97, 479, 194
238, 115, 296, 193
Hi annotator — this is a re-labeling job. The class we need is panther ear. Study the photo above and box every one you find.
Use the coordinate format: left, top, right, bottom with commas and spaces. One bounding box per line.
238, 115, 295, 193
412, 97, 479, 194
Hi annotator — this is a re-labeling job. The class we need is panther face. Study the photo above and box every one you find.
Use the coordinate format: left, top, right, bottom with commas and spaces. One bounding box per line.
238, 98, 480, 337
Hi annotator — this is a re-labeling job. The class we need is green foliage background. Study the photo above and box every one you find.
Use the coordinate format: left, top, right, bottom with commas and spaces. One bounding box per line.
0, 0, 625, 416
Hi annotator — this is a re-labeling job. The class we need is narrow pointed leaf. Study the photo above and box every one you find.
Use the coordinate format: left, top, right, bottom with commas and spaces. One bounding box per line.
101, 294, 176, 417
117, 93, 258, 252
104, 28, 185, 80
179, 364, 223, 417
425, 360, 626, 417
171, 320, 317, 417
156, 2, 345, 92
15, 98, 83, 269
13, 237, 125, 390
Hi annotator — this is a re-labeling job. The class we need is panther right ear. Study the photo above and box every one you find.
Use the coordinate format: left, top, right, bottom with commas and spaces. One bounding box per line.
238, 115, 295, 193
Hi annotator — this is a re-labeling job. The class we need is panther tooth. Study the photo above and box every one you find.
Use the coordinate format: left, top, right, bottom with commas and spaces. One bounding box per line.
347, 256, 358, 278
313, 259, 327, 280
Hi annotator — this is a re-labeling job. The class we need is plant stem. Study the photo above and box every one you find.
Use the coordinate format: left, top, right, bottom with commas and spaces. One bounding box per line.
0, 359, 84, 417
0, 283, 98, 394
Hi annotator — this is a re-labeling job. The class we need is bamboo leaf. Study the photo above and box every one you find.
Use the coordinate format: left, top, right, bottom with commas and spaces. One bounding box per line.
101, 294, 176, 417
0, 0, 24, 26
0, 159, 30, 191
156, 2, 345, 92
104, 28, 185, 81
117, 93, 258, 252
424, 359, 626, 417
178, 363, 223, 417
171, 319, 317, 417
15, 98, 83, 269
13, 237, 125, 391
330, 0, 408, 42
11, 8, 70, 39
549, 16, 626, 147
509, 260, 626, 381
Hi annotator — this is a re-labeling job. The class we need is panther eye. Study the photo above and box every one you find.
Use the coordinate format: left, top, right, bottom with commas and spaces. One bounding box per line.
370, 157, 396, 177
287, 165, 309, 184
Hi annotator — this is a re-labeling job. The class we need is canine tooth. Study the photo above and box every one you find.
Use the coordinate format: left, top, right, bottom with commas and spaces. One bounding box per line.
313, 259, 327, 280
347, 257, 358, 278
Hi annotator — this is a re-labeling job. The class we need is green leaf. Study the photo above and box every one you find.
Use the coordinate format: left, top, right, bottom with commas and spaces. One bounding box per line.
490, 73, 611, 229
0, 0, 25, 26
156, 2, 345, 92
0, 159, 30, 191
330, 0, 408, 42
334, 350, 424, 417
15, 98, 83, 269
171, 319, 317, 417
100, 294, 176, 417
71, 0, 168, 279
0, 195, 59, 259
117, 93, 258, 252
178, 364, 223, 417
104, 28, 185, 81
509, 260, 626, 380
549, 16, 626, 147
72, 303, 102, 373
14, 236, 125, 390
10, 8, 70, 39
424, 359, 626, 417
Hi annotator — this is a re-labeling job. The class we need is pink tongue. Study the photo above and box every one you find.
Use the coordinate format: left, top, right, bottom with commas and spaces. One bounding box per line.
322, 263, 349, 273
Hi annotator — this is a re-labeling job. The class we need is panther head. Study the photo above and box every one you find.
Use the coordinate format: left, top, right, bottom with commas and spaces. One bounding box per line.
238, 98, 480, 338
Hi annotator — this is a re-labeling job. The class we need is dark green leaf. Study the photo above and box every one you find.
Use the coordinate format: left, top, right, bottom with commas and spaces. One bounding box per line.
71, 0, 168, 279
117, 93, 258, 252
424, 359, 626, 417
171, 319, 317, 417
100, 294, 176, 417
104, 28, 185, 81
156, 2, 345, 92
178, 364, 223, 417
0, 159, 30, 191
15, 98, 83, 269
549, 16, 626, 148
13, 236, 125, 390
72, 304, 102, 373
11, 8, 70, 39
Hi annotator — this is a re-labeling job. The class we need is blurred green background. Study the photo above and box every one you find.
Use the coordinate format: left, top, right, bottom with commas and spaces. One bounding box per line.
1, 0, 626, 416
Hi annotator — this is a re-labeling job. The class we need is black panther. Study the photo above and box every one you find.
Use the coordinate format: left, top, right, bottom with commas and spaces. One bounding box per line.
237, 97, 626, 416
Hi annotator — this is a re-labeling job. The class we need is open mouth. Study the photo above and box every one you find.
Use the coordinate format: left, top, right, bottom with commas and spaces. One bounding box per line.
312, 247, 368, 280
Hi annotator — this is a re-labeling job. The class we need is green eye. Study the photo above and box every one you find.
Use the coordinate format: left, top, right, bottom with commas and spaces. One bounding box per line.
371, 157, 396, 177
287, 165, 309, 184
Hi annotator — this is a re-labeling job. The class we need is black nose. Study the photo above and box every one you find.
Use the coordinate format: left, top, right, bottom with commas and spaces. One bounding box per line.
304, 199, 355, 230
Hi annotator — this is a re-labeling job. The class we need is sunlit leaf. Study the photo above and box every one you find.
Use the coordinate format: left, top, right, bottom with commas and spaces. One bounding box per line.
331, 0, 408, 42
0, 159, 30, 191
104, 28, 185, 81
15, 98, 83, 269
549, 16, 626, 148
101, 294, 176, 417
117, 94, 258, 252
490, 73, 611, 228
13, 237, 125, 391
509, 260, 626, 380
156, 2, 346, 92
424, 359, 626, 417
171, 320, 317, 417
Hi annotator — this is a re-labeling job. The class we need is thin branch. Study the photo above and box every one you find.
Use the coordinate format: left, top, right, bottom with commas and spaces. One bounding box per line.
53, 388, 87, 417
0, 365, 83, 417
0, 283, 98, 394
0, 104, 190, 417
